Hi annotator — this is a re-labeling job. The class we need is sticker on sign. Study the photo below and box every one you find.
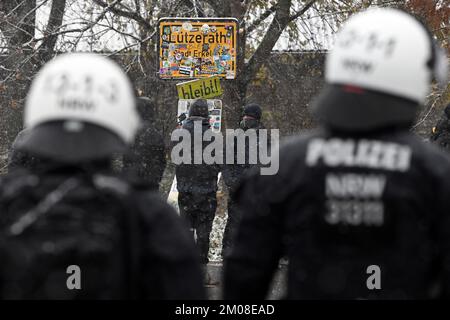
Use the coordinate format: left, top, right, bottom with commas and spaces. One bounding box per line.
177, 77, 222, 100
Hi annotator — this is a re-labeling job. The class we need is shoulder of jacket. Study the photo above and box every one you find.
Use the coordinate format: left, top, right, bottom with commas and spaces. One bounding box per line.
135, 190, 179, 223
92, 174, 130, 196
0, 170, 40, 200
390, 131, 450, 178
279, 129, 323, 158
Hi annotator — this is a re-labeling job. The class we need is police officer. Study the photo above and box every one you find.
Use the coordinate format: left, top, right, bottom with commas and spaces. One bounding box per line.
222, 103, 265, 256
122, 96, 166, 189
0, 53, 205, 299
175, 99, 220, 265
7, 128, 41, 171
430, 103, 450, 150
224, 8, 450, 299
239, 103, 264, 131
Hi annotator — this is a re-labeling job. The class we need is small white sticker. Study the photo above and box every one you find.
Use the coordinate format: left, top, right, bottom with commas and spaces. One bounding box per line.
182, 22, 192, 31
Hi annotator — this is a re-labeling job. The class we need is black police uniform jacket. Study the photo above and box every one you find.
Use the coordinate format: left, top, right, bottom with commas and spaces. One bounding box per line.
224, 127, 450, 299
0, 165, 205, 299
123, 120, 167, 189
175, 117, 220, 194
430, 114, 450, 151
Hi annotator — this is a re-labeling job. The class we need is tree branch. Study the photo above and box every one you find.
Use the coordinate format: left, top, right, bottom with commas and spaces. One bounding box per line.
0, 0, 37, 47
246, 4, 277, 34
202, 0, 224, 16
39, 0, 67, 62
91, 0, 153, 32
243, 0, 318, 87
288, 0, 318, 22
33, 0, 122, 45
134, 0, 141, 15
243, 0, 292, 86
182, 0, 206, 17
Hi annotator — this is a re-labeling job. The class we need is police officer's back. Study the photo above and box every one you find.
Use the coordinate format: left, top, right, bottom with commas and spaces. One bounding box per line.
0, 54, 205, 299
222, 103, 266, 256
174, 99, 220, 264
224, 9, 450, 299
123, 97, 166, 189
7, 128, 41, 171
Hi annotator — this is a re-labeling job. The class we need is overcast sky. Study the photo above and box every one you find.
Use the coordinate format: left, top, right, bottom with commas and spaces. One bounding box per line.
31, 0, 336, 53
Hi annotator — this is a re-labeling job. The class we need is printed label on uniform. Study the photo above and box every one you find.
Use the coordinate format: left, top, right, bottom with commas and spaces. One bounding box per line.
325, 173, 385, 227
306, 138, 412, 172
325, 173, 386, 227
305, 138, 411, 232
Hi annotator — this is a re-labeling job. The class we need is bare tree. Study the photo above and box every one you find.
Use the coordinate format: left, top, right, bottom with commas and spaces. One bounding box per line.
39, 0, 68, 62
0, 0, 448, 161
0, 0, 39, 158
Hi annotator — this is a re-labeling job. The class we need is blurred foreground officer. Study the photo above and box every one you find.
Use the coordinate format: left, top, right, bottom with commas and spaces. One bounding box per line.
430, 103, 450, 150
7, 128, 41, 171
224, 9, 450, 299
0, 53, 204, 299
175, 99, 220, 265
123, 97, 166, 189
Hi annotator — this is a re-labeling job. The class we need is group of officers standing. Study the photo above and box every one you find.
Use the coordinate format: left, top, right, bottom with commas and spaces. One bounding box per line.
0, 7, 450, 300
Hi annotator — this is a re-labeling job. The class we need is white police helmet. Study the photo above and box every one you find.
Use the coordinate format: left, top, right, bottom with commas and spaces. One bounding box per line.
312, 8, 448, 131
18, 53, 141, 162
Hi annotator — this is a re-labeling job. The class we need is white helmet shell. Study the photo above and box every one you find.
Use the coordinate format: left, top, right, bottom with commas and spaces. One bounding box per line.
326, 8, 441, 104
25, 53, 140, 143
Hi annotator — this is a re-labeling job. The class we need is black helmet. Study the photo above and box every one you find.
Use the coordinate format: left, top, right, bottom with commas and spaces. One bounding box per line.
137, 96, 155, 121
188, 99, 209, 118
243, 103, 262, 120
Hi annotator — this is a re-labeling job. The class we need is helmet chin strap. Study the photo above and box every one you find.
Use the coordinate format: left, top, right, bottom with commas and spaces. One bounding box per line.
342, 85, 365, 94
